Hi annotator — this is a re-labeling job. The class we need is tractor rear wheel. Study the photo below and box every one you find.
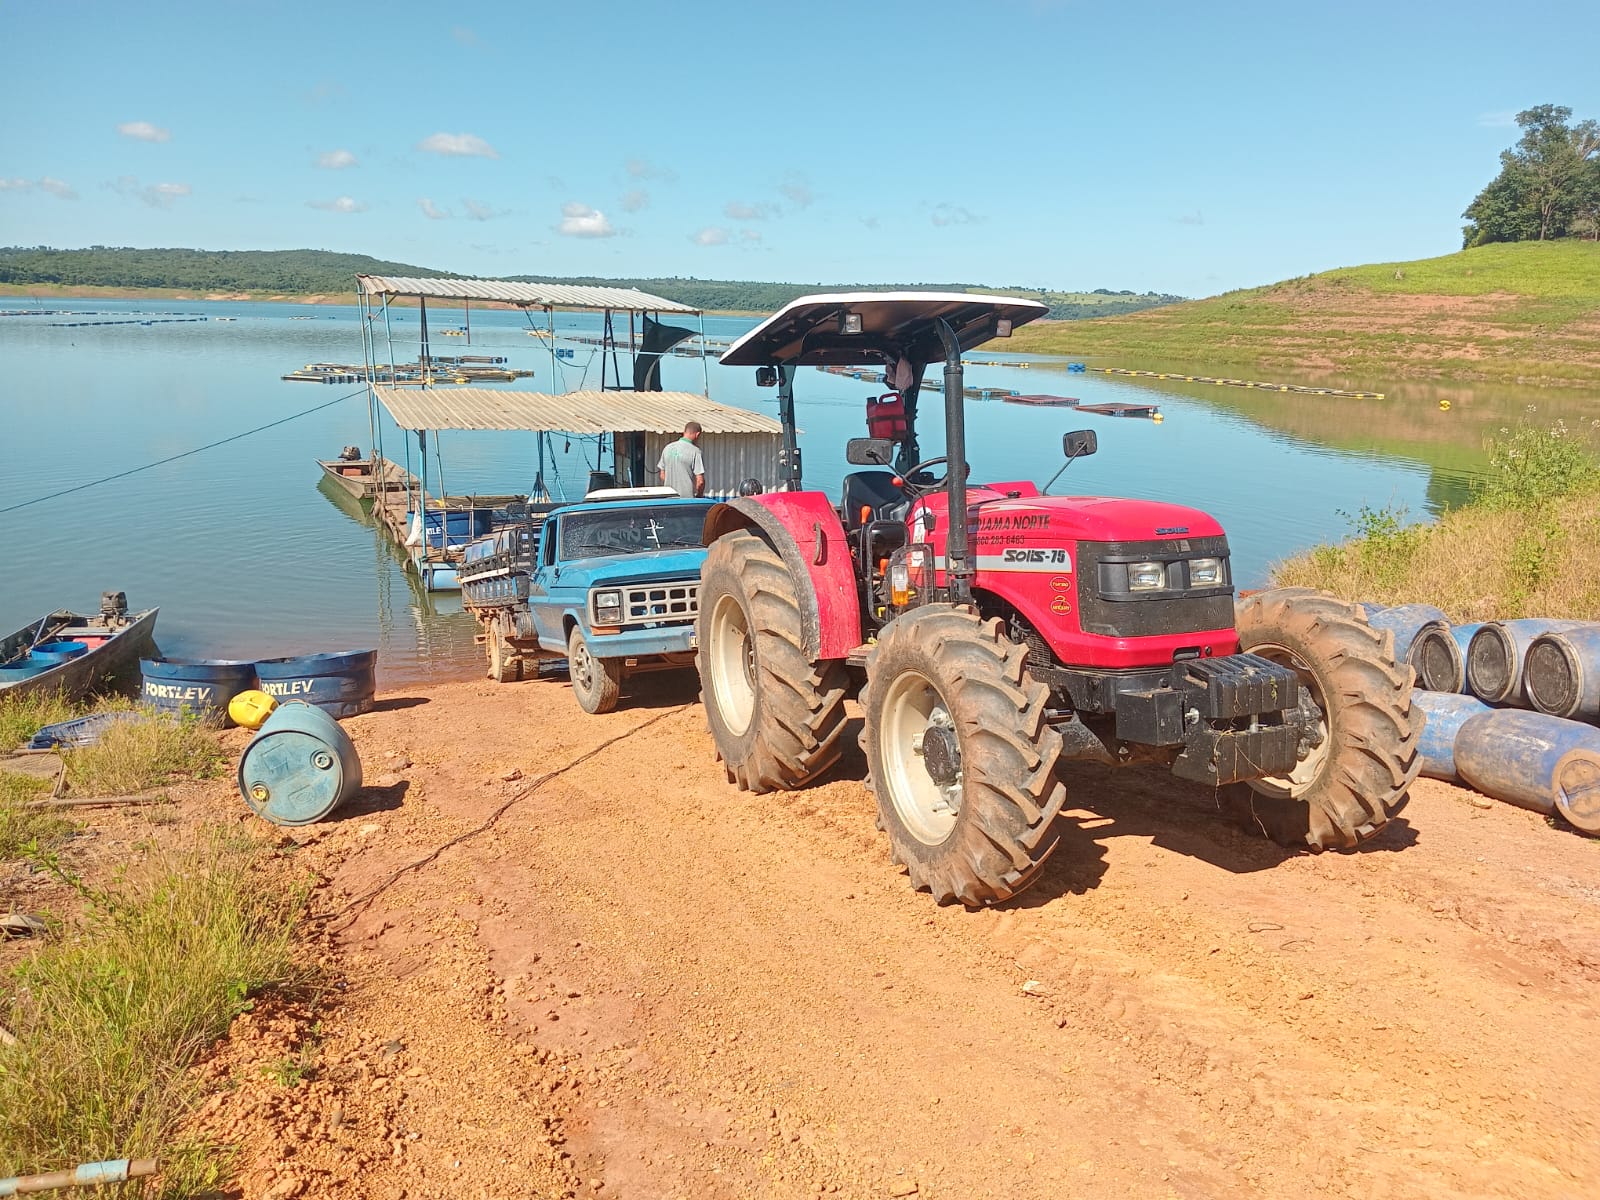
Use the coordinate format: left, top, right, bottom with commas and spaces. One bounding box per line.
696, 530, 849, 792
862, 605, 1067, 906
568, 626, 622, 715
1224, 588, 1422, 850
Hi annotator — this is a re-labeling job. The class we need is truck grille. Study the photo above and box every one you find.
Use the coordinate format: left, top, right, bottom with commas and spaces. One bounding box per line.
617, 582, 698, 626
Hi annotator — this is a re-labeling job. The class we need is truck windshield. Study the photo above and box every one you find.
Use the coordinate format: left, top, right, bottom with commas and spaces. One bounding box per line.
559, 503, 714, 559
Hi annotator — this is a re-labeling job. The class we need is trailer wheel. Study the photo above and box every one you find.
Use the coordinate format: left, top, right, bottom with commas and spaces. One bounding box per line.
568, 626, 621, 715
486, 617, 523, 684
862, 605, 1067, 906
696, 529, 849, 792
1224, 588, 1422, 850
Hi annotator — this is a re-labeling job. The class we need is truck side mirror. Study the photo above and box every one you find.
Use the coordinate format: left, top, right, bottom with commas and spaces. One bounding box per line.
1063, 430, 1098, 459
846, 437, 895, 466
755, 366, 778, 387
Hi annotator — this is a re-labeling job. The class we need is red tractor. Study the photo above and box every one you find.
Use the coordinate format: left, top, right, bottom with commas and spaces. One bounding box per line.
696, 294, 1421, 905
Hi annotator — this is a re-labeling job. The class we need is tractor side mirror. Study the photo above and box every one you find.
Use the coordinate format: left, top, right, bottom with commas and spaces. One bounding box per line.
755, 366, 779, 387
846, 437, 895, 466
1063, 429, 1098, 459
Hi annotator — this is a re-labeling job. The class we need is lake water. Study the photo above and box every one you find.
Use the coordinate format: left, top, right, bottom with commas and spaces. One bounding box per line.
0, 297, 1573, 684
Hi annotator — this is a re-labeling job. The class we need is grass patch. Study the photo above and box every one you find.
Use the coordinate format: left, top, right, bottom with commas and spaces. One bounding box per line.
1274, 421, 1600, 618
62, 709, 222, 797
0, 692, 79, 753
0, 772, 73, 859
0, 829, 307, 1188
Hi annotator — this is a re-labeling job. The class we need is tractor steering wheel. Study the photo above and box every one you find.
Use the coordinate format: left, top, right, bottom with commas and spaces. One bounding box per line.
895, 456, 949, 498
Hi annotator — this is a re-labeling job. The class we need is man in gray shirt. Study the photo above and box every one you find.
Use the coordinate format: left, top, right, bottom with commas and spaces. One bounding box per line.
658, 421, 706, 497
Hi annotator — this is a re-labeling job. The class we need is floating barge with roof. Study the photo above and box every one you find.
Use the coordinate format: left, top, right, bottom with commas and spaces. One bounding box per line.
345, 275, 785, 591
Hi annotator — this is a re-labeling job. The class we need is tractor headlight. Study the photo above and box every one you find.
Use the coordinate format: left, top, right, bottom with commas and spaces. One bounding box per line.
1127, 561, 1167, 592
592, 589, 623, 618
1187, 557, 1223, 587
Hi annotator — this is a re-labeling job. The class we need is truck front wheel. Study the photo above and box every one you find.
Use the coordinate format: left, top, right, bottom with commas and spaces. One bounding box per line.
568, 626, 622, 714
862, 606, 1067, 906
696, 530, 849, 792
1224, 588, 1422, 850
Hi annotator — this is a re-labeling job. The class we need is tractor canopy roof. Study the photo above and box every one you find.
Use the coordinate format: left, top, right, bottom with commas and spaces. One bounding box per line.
720, 292, 1049, 369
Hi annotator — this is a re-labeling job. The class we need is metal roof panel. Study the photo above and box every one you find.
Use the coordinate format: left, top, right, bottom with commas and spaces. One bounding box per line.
356, 275, 698, 313
373, 386, 782, 435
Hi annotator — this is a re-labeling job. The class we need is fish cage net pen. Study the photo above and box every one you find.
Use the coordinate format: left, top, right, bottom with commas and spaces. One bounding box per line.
0, 388, 367, 516
327, 704, 687, 933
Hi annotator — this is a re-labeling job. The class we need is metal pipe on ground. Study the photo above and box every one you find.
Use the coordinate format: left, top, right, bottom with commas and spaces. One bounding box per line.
1454, 708, 1600, 834
1410, 621, 1482, 694
0, 1158, 157, 1195
1465, 620, 1591, 706
1412, 691, 1495, 782
1523, 625, 1600, 721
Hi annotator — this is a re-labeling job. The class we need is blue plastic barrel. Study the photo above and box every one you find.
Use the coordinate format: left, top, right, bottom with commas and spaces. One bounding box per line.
1364, 604, 1449, 661
31, 639, 88, 664
410, 508, 492, 549
237, 701, 363, 825
254, 650, 376, 719
1412, 691, 1495, 781
140, 658, 258, 723
1522, 625, 1600, 722
1455, 708, 1600, 833
1466, 620, 1591, 705
1410, 621, 1481, 694
0, 659, 52, 683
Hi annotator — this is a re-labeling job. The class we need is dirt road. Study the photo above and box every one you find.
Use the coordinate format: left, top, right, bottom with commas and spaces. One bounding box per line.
197, 673, 1600, 1200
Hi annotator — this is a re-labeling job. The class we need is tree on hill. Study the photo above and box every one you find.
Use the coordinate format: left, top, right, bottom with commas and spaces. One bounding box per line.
1462, 104, 1600, 246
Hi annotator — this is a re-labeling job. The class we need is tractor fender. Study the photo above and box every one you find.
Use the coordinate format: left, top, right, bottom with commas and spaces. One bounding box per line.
703, 494, 860, 661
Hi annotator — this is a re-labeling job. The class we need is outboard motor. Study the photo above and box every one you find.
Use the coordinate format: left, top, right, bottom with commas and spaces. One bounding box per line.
100, 591, 129, 626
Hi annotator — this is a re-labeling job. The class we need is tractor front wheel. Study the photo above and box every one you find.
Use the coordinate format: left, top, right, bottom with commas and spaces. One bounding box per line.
1224, 588, 1422, 850
568, 626, 622, 714
862, 605, 1067, 906
696, 530, 849, 792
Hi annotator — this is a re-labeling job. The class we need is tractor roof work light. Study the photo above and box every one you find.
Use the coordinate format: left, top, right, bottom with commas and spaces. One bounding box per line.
995, 318, 1013, 337
840, 311, 864, 335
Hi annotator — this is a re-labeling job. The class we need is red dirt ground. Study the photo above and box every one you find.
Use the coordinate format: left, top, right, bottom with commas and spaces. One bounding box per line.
13, 672, 1600, 1199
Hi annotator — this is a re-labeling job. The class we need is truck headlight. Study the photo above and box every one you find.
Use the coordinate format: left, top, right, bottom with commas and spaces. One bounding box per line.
593, 589, 623, 617
1188, 557, 1223, 587
1127, 562, 1166, 592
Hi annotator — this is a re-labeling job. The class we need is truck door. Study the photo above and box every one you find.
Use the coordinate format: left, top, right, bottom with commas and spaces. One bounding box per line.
528, 517, 562, 646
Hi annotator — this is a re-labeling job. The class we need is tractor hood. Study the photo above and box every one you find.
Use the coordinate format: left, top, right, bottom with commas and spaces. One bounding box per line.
941, 488, 1229, 544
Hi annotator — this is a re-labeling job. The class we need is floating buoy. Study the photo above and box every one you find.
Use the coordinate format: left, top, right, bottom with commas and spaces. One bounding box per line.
228, 689, 279, 731
1439, 400, 1451, 411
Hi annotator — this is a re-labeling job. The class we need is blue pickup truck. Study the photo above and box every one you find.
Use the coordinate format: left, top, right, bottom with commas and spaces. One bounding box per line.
458, 491, 714, 713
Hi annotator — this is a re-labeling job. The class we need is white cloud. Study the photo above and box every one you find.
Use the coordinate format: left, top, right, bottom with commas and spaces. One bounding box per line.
557, 202, 615, 238
620, 188, 649, 213
117, 120, 171, 143
931, 203, 982, 227
0, 176, 77, 200
317, 149, 358, 169
110, 176, 190, 208
740, 229, 762, 243
860, 215, 880, 230
1174, 210, 1204, 226
452, 25, 481, 47
1477, 110, 1517, 129
626, 157, 676, 182
463, 198, 506, 221
692, 226, 730, 246
780, 175, 813, 208
309, 195, 367, 213
417, 132, 500, 159
419, 198, 449, 220
725, 201, 771, 221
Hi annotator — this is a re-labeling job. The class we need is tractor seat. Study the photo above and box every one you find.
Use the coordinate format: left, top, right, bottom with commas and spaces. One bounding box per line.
840, 470, 905, 531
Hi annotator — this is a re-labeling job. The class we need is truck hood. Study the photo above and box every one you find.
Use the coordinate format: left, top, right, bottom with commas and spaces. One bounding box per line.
554, 547, 708, 587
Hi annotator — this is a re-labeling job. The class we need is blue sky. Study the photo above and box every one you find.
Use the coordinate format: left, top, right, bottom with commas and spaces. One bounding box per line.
3, 0, 1596, 297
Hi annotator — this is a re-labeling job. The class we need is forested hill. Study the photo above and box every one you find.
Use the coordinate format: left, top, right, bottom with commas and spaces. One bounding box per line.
0, 247, 1183, 319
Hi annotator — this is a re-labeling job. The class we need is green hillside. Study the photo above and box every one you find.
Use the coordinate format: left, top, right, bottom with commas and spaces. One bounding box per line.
0, 247, 1182, 319
1004, 240, 1600, 387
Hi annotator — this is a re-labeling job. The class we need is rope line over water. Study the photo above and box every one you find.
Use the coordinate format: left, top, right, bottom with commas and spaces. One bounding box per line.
0, 387, 367, 515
